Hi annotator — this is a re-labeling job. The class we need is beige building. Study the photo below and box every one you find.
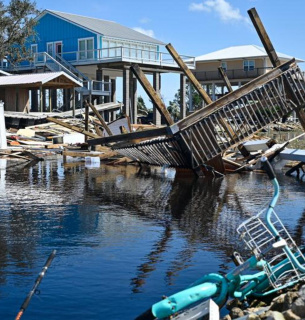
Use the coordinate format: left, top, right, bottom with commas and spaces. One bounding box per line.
193, 45, 304, 103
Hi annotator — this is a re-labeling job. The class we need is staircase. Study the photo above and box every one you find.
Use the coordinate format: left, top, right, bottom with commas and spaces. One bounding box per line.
33, 52, 111, 97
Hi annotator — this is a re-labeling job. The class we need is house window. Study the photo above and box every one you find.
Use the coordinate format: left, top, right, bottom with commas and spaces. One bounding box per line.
221, 61, 227, 71
31, 44, 38, 63
244, 60, 255, 71
31, 44, 38, 54
103, 40, 109, 58
78, 38, 94, 60
47, 43, 53, 56
102, 37, 158, 61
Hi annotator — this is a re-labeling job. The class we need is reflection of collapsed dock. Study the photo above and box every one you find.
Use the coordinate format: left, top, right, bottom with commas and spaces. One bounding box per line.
88, 8, 305, 176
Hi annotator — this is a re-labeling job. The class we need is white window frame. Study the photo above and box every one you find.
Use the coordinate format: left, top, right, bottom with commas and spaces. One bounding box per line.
78, 37, 94, 60
102, 37, 158, 61
47, 42, 54, 56
31, 44, 38, 63
243, 60, 255, 71
31, 44, 38, 53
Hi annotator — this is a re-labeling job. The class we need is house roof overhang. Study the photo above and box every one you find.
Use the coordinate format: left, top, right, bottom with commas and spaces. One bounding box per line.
0, 72, 82, 89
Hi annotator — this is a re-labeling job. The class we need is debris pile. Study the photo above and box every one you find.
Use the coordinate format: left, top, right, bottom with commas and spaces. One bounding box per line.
223, 283, 305, 320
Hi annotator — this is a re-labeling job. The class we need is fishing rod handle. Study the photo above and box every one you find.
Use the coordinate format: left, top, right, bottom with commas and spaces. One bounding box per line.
261, 157, 276, 180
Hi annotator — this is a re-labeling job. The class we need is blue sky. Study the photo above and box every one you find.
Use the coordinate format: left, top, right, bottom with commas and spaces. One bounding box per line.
31, 0, 305, 106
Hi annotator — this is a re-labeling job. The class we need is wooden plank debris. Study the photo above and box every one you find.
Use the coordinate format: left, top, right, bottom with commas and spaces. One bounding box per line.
87, 126, 170, 146
46, 117, 100, 139
166, 43, 213, 105
218, 66, 233, 93
85, 101, 113, 136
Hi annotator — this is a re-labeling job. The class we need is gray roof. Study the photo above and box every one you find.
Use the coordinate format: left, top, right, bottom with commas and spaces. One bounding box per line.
0, 72, 82, 87
196, 45, 304, 63
43, 10, 164, 45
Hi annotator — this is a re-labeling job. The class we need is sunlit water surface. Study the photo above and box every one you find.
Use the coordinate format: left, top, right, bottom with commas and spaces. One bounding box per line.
0, 157, 304, 319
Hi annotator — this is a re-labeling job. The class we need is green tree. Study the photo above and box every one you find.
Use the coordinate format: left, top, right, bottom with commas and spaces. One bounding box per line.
167, 101, 180, 121
137, 95, 151, 115
0, 0, 39, 66
169, 84, 204, 115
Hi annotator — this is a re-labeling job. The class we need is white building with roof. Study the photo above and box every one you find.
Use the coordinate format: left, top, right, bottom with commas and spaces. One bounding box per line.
193, 44, 304, 101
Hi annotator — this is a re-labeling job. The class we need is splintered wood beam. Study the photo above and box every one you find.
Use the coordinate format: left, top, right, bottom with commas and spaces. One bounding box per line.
87, 126, 170, 146
218, 67, 233, 92
130, 64, 174, 126
166, 43, 235, 139
248, 8, 281, 67
166, 43, 212, 105
85, 101, 113, 136
248, 7, 305, 131
46, 117, 100, 139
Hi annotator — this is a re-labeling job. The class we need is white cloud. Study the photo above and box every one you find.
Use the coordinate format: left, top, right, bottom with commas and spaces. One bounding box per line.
139, 17, 151, 24
189, 2, 211, 12
189, 0, 249, 24
133, 27, 155, 38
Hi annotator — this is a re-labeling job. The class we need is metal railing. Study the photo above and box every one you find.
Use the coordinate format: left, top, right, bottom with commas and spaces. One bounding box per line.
58, 47, 196, 68
81, 80, 112, 95
30, 52, 83, 83
55, 53, 89, 81
194, 67, 273, 81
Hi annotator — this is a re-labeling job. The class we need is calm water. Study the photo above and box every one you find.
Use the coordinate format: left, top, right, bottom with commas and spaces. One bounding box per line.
0, 157, 304, 319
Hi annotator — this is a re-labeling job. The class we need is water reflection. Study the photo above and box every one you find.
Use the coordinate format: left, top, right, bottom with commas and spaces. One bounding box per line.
0, 159, 304, 319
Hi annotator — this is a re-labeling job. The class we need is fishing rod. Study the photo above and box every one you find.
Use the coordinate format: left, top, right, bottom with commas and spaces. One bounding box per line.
15, 249, 57, 320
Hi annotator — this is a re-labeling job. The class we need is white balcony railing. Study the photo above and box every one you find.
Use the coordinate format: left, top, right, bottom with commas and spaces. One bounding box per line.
2, 47, 195, 71
58, 46, 196, 68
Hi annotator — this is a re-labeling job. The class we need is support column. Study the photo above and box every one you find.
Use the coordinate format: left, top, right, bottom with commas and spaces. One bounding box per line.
39, 85, 43, 112
85, 102, 89, 142
63, 89, 69, 111
131, 76, 137, 124
51, 89, 57, 110
188, 84, 193, 112
104, 75, 110, 103
72, 89, 75, 117
42, 88, 47, 112
153, 72, 161, 126
180, 74, 186, 119
123, 67, 130, 117
111, 79, 116, 102
0, 101, 7, 149
96, 68, 104, 105
31, 89, 38, 112
211, 82, 216, 101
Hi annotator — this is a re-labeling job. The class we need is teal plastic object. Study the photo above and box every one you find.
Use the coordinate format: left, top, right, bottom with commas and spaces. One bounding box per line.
151, 282, 217, 319
151, 273, 227, 319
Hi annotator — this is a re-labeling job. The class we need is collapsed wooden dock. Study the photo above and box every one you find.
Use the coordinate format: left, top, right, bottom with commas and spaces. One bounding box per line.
88, 8, 305, 175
